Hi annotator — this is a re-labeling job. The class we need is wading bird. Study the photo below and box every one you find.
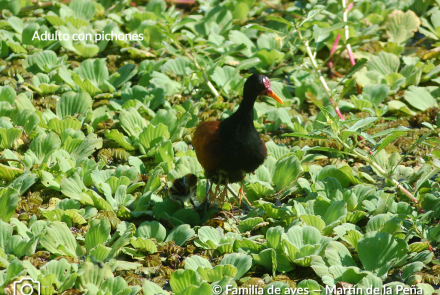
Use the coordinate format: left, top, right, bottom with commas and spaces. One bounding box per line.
192, 74, 283, 212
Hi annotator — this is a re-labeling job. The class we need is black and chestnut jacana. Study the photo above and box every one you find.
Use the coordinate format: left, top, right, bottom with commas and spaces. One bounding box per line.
193, 74, 283, 210
168, 174, 198, 208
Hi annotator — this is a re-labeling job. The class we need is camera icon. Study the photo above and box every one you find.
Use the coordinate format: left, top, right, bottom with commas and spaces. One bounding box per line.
13, 278, 40, 295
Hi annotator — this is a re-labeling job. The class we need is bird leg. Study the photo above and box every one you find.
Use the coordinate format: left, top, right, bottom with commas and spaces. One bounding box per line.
210, 171, 230, 208
218, 209, 238, 223
189, 198, 196, 209
213, 174, 223, 202
233, 179, 245, 209
238, 179, 252, 210
199, 179, 211, 222
218, 186, 229, 208
218, 175, 229, 209
227, 183, 252, 212
195, 179, 212, 221
205, 178, 211, 197
231, 175, 250, 209
219, 175, 229, 208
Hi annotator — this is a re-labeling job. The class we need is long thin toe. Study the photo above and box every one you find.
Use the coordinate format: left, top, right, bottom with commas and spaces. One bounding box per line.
226, 184, 253, 212
240, 198, 253, 212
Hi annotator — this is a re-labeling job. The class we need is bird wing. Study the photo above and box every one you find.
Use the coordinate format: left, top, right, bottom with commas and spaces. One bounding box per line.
192, 121, 223, 172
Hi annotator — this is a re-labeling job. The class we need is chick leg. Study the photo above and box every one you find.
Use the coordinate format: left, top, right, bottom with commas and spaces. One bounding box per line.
203, 179, 211, 219
195, 179, 211, 221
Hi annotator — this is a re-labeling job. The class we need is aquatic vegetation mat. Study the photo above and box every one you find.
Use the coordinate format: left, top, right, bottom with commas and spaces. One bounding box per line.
0, 0, 440, 294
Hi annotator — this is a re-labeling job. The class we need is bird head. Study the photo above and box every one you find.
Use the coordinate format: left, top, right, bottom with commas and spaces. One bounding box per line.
243, 74, 283, 105
185, 174, 198, 188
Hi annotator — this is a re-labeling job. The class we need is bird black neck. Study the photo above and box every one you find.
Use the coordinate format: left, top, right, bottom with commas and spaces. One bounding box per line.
236, 101, 255, 123
221, 93, 257, 132
240, 90, 259, 111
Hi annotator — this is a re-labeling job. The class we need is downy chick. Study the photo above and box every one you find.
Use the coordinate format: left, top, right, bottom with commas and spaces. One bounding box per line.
168, 174, 198, 208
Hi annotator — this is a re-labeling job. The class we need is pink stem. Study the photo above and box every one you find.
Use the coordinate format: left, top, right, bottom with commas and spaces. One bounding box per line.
330, 34, 341, 56
170, 0, 195, 3
328, 35, 344, 122
335, 107, 344, 120
344, 1, 361, 94
329, 34, 341, 70
347, 48, 356, 66
399, 186, 418, 204
341, 0, 372, 154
